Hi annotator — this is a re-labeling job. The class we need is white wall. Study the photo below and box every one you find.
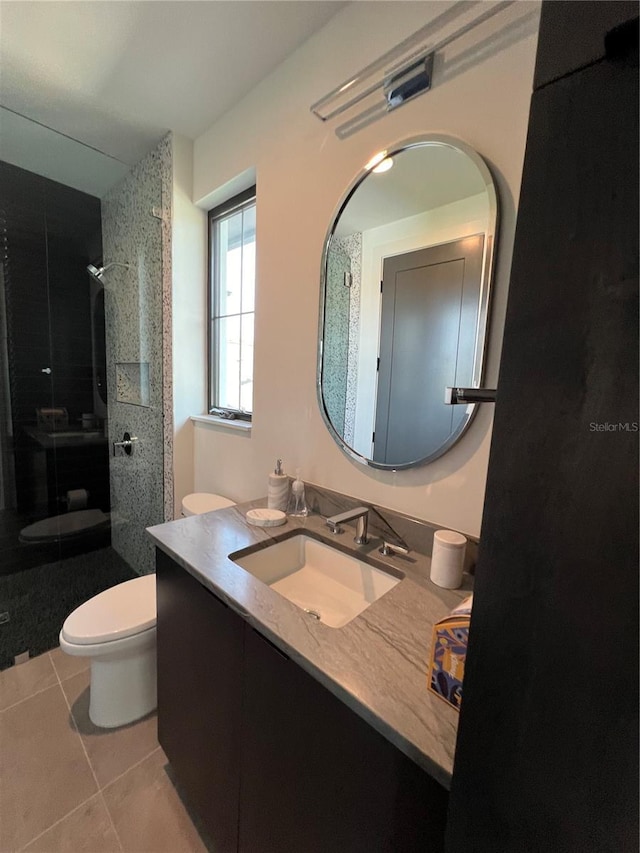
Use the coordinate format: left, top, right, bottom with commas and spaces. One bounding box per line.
171, 134, 207, 518
187, 1, 540, 538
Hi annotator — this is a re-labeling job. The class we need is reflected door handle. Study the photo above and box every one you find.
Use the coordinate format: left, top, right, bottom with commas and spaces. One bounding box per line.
41, 368, 52, 375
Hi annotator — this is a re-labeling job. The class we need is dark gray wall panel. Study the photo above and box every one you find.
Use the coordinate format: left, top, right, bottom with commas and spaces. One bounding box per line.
447, 5, 638, 851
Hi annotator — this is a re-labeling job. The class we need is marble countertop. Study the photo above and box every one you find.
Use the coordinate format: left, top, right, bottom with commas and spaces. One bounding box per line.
147, 500, 473, 790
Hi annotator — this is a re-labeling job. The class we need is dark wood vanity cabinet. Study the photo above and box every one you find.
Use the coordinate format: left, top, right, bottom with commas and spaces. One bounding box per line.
240, 625, 447, 853
156, 551, 448, 853
156, 550, 243, 852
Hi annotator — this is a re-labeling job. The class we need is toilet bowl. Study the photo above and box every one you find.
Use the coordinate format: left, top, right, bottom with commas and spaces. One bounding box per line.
19, 509, 110, 544
59, 574, 157, 728
181, 492, 235, 517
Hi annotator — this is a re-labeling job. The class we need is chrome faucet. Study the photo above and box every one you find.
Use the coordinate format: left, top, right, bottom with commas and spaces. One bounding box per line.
379, 540, 410, 557
326, 506, 369, 545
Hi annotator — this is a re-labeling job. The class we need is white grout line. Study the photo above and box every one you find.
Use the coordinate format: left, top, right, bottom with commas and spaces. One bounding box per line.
48, 649, 91, 684
0, 651, 57, 711
61, 681, 160, 795
100, 744, 162, 793
95, 749, 161, 853
19, 792, 103, 852
99, 790, 126, 853
0, 650, 89, 714
51, 653, 126, 852
51, 658, 101, 792
12, 650, 159, 852
52, 658, 164, 851
47, 649, 62, 680
15, 667, 104, 852
0, 680, 59, 714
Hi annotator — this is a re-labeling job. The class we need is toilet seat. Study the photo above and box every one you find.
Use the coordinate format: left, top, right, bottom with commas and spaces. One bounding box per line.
61, 574, 156, 645
181, 492, 235, 516
59, 625, 156, 658
20, 509, 109, 543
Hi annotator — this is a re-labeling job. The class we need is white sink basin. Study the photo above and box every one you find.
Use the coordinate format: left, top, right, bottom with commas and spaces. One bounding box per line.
232, 534, 401, 628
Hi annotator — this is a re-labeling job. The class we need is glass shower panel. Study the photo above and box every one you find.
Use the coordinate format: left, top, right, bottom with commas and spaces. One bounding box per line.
44, 179, 111, 530
0, 129, 169, 670
0, 162, 56, 553
0, 159, 134, 670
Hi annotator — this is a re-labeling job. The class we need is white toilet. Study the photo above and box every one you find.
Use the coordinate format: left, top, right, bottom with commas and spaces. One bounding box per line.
181, 492, 236, 516
60, 574, 157, 728
59, 492, 235, 728
20, 509, 110, 544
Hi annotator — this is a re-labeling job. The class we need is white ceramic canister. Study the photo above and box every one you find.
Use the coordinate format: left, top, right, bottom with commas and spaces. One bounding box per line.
430, 529, 467, 589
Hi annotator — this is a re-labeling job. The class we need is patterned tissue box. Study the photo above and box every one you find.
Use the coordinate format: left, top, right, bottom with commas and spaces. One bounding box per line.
427, 595, 473, 711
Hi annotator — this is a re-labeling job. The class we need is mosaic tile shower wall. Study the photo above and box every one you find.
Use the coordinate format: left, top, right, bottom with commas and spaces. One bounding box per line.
333, 233, 362, 446
323, 247, 351, 436
101, 136, 172, 575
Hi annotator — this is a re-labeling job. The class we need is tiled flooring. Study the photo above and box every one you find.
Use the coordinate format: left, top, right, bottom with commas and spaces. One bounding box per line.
0, 649, 212, 852
0, 546, 135, 669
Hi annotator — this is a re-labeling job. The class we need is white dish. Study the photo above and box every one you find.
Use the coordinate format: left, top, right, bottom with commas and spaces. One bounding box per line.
245, 508, 287, 528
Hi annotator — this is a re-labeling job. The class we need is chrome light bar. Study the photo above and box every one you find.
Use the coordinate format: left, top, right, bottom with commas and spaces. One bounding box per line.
310, 0, 515, 138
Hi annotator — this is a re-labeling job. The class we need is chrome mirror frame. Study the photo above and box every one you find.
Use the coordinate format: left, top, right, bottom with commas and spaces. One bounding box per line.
316, 134, 499, 470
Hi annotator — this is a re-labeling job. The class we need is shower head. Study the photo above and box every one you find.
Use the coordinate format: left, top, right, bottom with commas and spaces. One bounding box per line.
87, 262, 130, 281
87, 263, 104, 280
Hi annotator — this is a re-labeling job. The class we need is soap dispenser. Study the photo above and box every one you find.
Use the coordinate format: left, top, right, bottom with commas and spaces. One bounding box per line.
287, 470, 308, 517
267, 459, 289, 511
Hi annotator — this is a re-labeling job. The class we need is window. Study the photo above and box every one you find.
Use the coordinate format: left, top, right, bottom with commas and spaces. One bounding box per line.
208, 187, 256, 419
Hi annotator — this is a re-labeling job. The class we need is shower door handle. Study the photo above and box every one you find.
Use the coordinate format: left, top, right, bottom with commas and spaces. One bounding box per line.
41, 367, 52, 374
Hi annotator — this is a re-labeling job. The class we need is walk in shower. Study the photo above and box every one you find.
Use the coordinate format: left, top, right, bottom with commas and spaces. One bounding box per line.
0, 121, 171, 669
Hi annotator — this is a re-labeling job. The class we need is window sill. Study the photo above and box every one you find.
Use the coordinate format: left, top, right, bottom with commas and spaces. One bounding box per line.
190, 414, 252, 433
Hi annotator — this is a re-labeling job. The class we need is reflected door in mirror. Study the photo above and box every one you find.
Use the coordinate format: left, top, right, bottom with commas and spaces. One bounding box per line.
374, 235, 483, 465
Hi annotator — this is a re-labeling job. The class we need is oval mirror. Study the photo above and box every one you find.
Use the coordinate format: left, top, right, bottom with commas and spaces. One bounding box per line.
318, 136, 498, 469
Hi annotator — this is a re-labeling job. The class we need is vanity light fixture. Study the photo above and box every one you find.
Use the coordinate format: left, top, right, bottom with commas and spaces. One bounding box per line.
310, 0, 516, 139
372, 157, 394, 174
384, 57, 434, 110
364, 150, 388, 171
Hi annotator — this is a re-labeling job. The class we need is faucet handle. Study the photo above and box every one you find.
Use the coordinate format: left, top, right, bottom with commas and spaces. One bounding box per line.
379, 540, 410, 557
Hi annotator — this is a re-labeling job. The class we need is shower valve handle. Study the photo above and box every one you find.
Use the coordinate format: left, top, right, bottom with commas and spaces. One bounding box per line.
113, 432, 138, 456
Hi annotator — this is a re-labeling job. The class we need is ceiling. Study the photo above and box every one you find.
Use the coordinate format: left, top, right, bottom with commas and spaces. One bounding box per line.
0, 1, 346, 172
334, 143, 489, 237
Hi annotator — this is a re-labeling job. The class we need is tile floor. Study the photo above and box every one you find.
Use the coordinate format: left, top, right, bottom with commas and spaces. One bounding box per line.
0, 649, 213, 852
0, 546, 136, 669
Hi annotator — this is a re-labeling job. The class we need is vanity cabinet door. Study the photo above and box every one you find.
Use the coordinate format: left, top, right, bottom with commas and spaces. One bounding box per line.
156, 550, 243, 853
239, 626, 448, 853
